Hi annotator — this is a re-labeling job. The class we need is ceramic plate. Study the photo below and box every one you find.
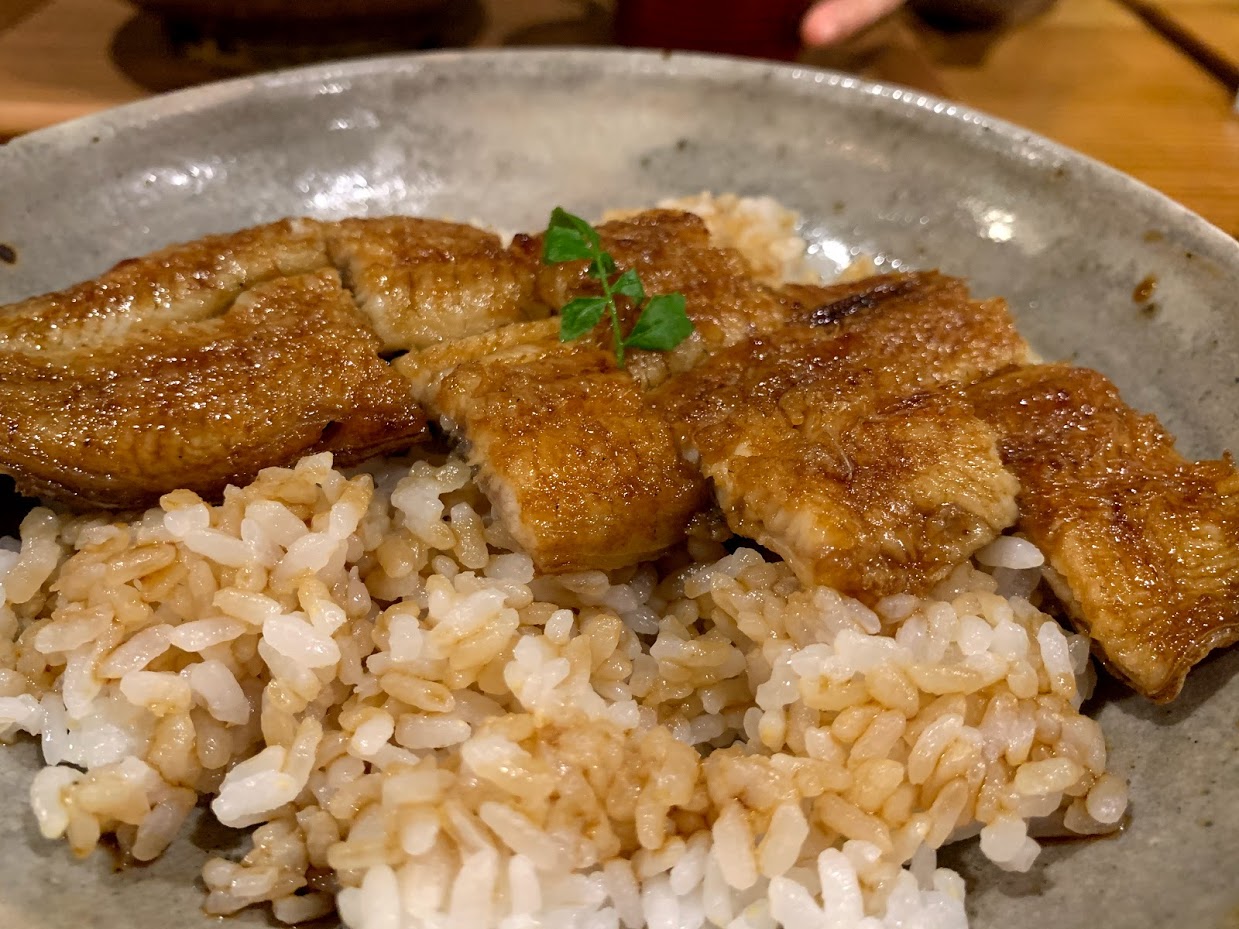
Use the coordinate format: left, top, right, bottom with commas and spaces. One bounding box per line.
0, 49, 1236, 929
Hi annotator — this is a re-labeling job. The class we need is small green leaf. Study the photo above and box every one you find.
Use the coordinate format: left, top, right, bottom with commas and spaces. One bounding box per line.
543, 226, 593, 264
541, 208, 689, 367
587, 253, 617, 280
548, 207, 601, 249
623, 293, 693, 351
611, 268, 645, 306
559, 296, 608, 341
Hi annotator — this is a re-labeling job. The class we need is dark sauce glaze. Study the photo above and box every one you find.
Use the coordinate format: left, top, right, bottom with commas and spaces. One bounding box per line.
807, 277, 923, 327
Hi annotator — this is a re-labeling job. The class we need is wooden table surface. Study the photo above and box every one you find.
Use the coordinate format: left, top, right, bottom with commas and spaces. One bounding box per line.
1, 0, 1236, 235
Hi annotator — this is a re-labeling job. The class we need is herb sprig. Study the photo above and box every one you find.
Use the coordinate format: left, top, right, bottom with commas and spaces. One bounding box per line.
541, 207, 693, 368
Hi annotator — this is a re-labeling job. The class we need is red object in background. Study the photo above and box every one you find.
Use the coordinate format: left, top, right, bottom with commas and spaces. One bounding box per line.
614, 0, 814, 60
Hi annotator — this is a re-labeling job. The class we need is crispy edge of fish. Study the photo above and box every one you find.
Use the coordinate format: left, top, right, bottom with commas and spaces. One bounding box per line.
967, 363, 1239, 702
406, 323, 709, 573
0, 218, 330, 352
0, 269, 426, 509
653, 272, 1029, 599
326, 217, 545, 353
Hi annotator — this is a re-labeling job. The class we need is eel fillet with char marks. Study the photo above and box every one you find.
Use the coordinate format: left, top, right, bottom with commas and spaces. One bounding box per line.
654, 272, 1031, 600
400, 321, 708, 573
967, 364, 1239, 701
0, 216, 548, 508
394, 208, 803, 573
510, 209, 796, 387
0, 266, 424, 509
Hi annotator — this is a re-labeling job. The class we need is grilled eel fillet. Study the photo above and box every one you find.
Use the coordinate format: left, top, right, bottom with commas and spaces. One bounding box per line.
8, 209, 1236, 701
401, 321, 709, 573
510, 209, 796, 388
0, 217, 544, 509
654, 272, 1030, 600
968, 364, 1239, 701
408, 213, 1030, 588
398, 209, 799, 573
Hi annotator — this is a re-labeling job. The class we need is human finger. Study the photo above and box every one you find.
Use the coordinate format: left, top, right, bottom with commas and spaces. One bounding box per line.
801, 0, 906, 45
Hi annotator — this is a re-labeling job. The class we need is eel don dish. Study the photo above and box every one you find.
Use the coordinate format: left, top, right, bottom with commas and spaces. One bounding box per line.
1, 208, 1236, 701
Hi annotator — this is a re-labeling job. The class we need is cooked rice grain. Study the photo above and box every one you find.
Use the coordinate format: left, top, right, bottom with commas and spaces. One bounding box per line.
0, 448, 1124, 929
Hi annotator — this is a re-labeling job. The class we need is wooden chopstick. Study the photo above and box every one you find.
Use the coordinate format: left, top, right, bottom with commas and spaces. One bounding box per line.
1115, 0, 1239, 95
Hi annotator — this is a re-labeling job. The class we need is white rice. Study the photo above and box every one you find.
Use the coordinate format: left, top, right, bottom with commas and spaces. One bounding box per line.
0, 448, 1124, 929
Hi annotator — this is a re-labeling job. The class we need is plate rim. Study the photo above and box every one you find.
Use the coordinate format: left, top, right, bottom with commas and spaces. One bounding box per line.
2, 46, 1237, 270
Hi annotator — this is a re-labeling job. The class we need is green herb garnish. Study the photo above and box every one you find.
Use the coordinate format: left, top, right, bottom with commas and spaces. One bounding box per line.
541, 207, 693, 368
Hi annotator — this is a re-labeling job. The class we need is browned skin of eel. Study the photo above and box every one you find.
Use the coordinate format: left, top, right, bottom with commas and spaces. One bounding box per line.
390, 208, 799, 573
327, 217, 544, 352
967, 364, 1239, 702
404, 226, 1031, 583
404, 207, 890, 574
653, 272, 1031, 600
0, 215, 550, 508
510, 209, 795, 387
0, 268, 424, 510
400, 321, 709, 573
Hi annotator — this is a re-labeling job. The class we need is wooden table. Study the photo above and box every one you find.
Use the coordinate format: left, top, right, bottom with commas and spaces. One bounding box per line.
1, 0, 1236, 235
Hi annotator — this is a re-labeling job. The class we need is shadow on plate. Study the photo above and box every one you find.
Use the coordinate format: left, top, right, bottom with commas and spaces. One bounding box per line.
1093, 643, 1239, 728
938, 825, 1097, 908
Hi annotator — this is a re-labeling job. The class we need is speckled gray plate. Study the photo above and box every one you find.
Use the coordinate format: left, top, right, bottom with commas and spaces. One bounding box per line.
1, 49, 1237, 929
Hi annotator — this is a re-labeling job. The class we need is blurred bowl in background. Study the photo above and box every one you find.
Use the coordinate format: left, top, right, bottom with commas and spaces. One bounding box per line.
127, 0, 452, 24
121, 0, 475, 75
